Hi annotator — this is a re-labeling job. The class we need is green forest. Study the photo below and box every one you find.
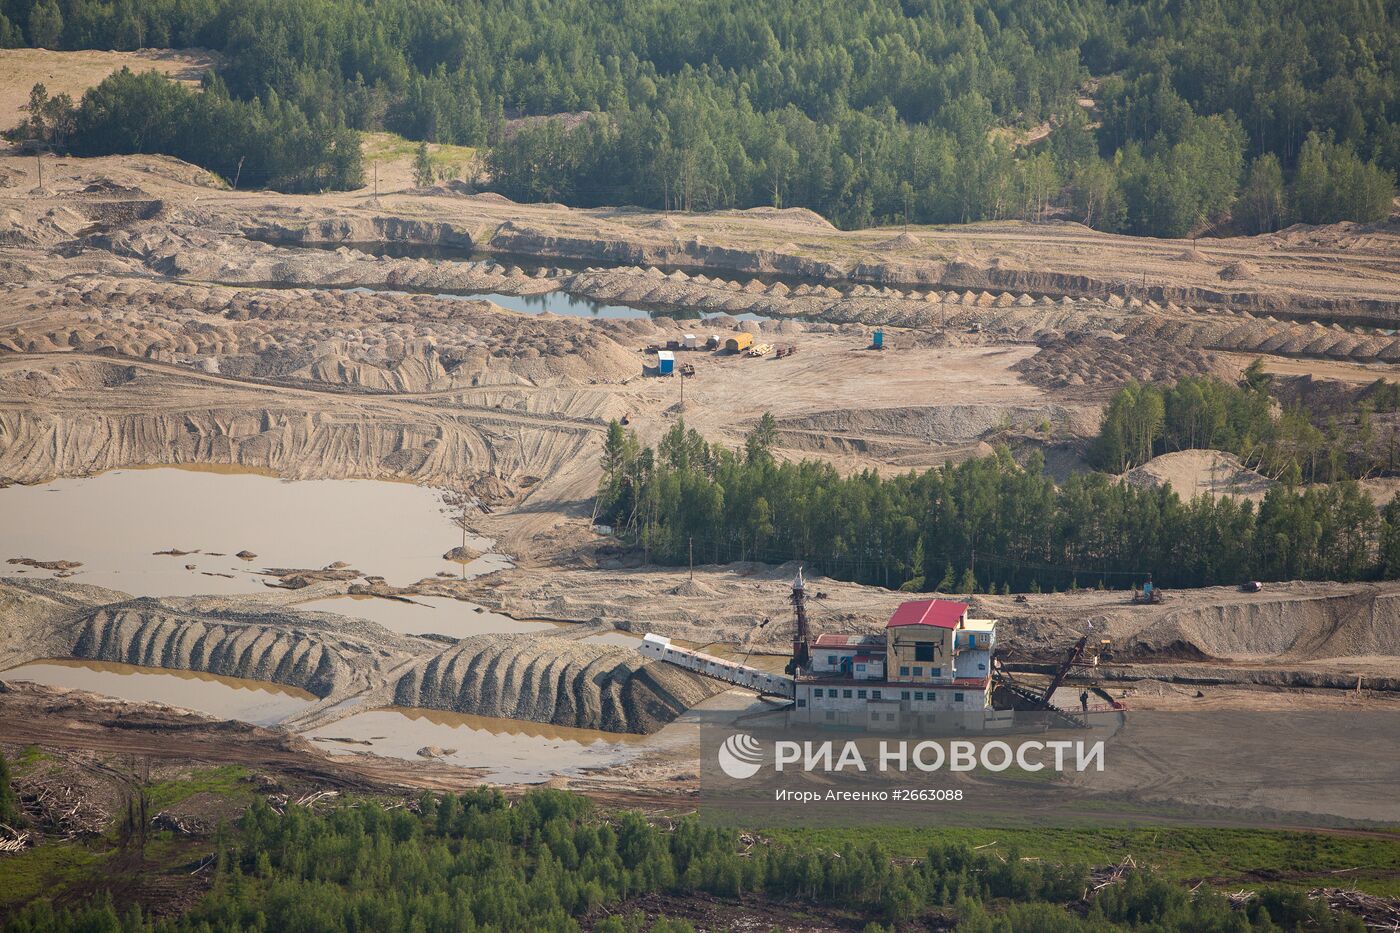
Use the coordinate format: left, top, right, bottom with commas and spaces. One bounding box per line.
594, 390, 1400, 592
1, 0, 1395, 232
0, 784, 1370, 932
1091, 364, 1400, 481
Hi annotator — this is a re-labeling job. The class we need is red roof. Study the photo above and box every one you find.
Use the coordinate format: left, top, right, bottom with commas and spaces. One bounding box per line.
886, 599, 968, 630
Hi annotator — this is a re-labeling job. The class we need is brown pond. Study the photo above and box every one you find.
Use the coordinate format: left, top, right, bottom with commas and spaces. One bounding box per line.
0, 658, 317, 726
0, 467, 509, 597
305, 707, 650, 783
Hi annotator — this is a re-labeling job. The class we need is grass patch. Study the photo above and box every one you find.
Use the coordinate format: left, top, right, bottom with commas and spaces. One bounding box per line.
11, 744, 50, 772
764, 826, 1400, 896
361, 131, 479, 175
0, 842, 109, 909
146, 765, 252, 812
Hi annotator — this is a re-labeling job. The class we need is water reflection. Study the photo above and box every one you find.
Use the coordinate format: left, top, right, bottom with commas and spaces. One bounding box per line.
0, 658, 316, 726
306, 707, 647, 783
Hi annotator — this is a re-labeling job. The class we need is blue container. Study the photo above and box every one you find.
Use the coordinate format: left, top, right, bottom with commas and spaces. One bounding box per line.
658, 351, 675, 375
873, 330, 884, 349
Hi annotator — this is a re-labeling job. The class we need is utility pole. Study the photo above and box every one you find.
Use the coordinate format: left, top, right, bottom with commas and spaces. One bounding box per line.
34, 154, 42, 192
233, 155, 245, 191
688, 536, 694, 581
373, 160, 379, 199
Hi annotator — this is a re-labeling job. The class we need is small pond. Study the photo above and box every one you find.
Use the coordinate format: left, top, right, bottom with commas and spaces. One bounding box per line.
1, 659, 317, 726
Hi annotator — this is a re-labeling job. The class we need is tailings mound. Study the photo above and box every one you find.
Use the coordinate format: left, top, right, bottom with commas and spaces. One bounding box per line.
393, 632, 722, 733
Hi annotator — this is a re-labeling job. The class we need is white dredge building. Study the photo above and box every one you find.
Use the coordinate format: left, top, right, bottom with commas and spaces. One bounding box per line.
640, 582, 1011, 731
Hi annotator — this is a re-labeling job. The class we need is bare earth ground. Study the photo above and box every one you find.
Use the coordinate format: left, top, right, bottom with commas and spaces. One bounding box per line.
0, 48, 216, 130
0, 52, 1399, 824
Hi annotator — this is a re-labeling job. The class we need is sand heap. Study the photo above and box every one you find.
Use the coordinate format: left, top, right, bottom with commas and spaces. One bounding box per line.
1121, 450, 1275, 501
1218, 260, 1259, 281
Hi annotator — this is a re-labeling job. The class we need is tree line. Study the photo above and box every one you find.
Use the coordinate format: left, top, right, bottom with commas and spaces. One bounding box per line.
595, 413, 1399, 593
0, 0, 1394, 232
0, 787, 1366, 931
13, 70, 362, 193
1091, 363, 1400, 484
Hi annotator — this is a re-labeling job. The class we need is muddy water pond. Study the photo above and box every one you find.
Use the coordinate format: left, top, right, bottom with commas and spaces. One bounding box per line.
241, 280, 656, 319
307, 690, 780, 784
0, 659, 316, 725
243, 280, 769, 321
343, 284, 767, 322
296, 594, 555, 640
400, 286, 769, 323
0, 467, 507, 597
306, 708, 649, 783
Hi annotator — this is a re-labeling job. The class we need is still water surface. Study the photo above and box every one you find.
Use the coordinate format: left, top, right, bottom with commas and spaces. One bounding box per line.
0, 467, 505, 597
1, 658, 316, 725
306, 707, 649, 783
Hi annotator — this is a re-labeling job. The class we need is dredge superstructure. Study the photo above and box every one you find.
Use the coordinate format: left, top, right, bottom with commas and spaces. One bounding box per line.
640, 571, 1107, 731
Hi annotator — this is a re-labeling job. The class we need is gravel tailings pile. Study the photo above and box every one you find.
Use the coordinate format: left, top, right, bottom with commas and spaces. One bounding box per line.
65, 600, 423, 698
780, 403, 1079, 444
0, 387, 593, 486
1014, 333, 1229, 390
393, 632, 722, 733
0, 280, 643, 389
1123, 590, 1400, 663
980, 582, 1400, 690
0, 579, 722, 734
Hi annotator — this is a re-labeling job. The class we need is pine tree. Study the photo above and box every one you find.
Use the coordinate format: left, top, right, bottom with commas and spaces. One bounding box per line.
957, 568, 978, 594
414, 141, 434, 188
0, 751, 18, 826
1236, 154, 1287, 233
27, 0, 62, 48
900, 538, 926, 591
744, 413, 778, 464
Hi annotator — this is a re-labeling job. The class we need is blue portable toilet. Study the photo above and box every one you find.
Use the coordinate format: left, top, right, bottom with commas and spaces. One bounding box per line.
657, 350, 675, 375
872, 329, 884, 349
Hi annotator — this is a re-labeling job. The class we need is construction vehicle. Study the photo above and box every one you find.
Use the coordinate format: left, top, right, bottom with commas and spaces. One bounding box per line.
1131, 574, 1162, 604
